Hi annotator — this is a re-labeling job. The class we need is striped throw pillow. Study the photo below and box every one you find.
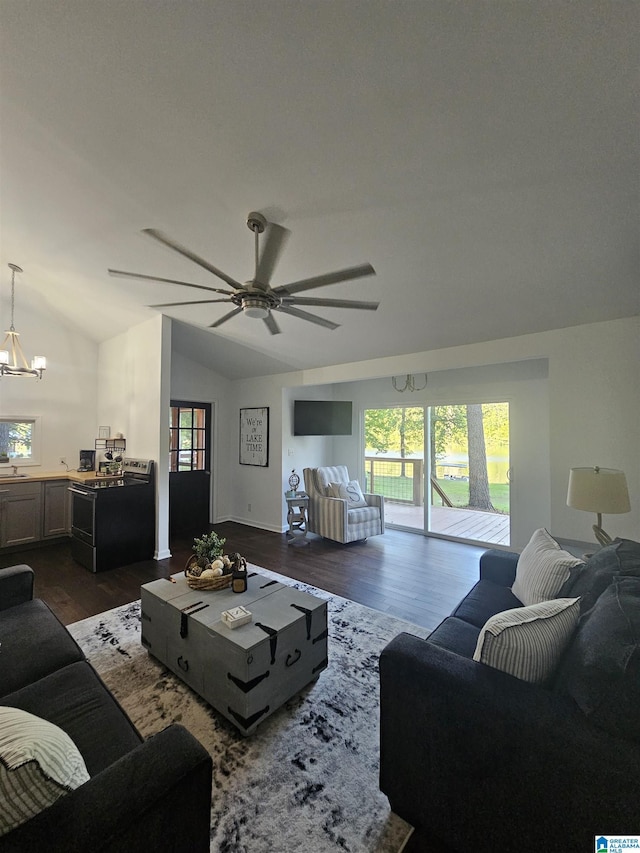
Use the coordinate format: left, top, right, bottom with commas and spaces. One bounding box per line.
512, 528, 584, 605
473, 597, 581, 684
0, 707, 90, 836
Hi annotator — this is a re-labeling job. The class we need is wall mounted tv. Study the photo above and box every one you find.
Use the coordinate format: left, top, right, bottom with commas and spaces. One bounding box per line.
294, 400, 353, 436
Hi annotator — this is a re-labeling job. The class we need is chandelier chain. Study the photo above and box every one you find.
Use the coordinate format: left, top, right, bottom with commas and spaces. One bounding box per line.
392, 373, 428, 392
9, 267, 16, 331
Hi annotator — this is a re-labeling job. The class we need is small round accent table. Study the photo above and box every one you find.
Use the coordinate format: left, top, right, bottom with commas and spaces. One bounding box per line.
285, 492, 309, 546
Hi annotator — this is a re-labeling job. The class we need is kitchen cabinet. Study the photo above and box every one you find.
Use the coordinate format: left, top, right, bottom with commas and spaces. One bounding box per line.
0, 481, 42, 548
42, 479, 71, 538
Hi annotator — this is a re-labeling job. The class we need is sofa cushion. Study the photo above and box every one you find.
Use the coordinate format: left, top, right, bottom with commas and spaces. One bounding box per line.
473, 597, 580, 684
0, 706, 90, 836
558, 538, 640, 613
1, 661, 142, 776
452, 579, 523, 628
427, 616, 481, 658
0, 600, 85, 698
511, 528, 583, 606
327, 479, 368, 507
553, 577, 640, 741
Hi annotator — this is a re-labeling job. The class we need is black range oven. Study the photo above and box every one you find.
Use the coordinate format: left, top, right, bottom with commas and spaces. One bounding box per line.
69, 458, 155, 573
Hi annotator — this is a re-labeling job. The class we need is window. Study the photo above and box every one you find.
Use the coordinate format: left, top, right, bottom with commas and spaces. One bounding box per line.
0, 416, 42, 466
169, 405, 208, 472
364, 402, 510, 546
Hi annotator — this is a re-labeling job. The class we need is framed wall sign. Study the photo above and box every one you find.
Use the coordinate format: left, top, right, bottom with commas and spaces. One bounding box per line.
239, 407, 269, 467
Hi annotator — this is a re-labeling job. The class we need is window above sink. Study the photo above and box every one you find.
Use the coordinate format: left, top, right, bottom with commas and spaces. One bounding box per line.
0, 415, 42, 468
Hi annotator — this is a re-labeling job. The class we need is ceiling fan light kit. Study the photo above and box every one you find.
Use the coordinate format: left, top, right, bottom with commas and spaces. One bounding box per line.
108, 212, 379, 336
242, 297, 270, 320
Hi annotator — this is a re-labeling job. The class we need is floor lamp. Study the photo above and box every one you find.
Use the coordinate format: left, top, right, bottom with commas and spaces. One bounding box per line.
567, 466, 630, 546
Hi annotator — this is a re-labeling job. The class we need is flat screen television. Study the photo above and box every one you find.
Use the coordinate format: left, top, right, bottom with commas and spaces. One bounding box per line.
294, 400, 353, 436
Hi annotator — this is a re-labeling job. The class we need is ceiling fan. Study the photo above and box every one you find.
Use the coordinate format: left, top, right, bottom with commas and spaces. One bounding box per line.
108, 213, 379, 335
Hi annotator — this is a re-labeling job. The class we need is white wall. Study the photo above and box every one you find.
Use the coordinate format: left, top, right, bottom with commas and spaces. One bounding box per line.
170, 348, 233, 522
0, 297, 98, 472
282, 385, 337, 516
546, 320, 640, 541
227, 375, 289, 533
97, 314, 171, 558
229, 317, 639, 546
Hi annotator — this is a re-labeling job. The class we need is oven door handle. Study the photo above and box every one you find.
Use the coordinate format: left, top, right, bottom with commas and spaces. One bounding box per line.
68, 487, 96, 498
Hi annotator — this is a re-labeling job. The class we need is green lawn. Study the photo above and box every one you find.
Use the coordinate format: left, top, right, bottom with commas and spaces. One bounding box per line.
365, 473, 510, 513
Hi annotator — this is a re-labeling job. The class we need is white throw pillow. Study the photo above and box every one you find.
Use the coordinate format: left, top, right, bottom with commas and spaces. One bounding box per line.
327, 480, 368, 508
0, 707, 90, 836
512, 528, 584, 606
473, 597, 580, 684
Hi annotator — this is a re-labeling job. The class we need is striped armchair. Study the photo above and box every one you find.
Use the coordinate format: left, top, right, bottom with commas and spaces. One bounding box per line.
303, 465, 384, 544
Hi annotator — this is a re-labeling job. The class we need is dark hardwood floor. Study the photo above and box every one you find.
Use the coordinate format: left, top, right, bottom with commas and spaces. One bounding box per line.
0, 523, 486, 628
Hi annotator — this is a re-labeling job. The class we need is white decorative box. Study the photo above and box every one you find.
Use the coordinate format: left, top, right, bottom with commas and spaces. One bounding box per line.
222, 606, 252, 629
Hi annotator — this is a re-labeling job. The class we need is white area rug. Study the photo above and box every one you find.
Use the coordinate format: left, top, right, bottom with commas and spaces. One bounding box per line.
68, 566, 429, 853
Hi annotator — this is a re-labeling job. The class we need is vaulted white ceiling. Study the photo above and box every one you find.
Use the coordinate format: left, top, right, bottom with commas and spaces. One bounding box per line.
1, 1, 638, 378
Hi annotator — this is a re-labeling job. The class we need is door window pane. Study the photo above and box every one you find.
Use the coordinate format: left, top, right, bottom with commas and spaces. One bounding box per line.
169, 406, 208, 472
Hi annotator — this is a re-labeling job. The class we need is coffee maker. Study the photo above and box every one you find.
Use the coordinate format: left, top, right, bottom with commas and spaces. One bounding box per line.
78, 450, 96, 472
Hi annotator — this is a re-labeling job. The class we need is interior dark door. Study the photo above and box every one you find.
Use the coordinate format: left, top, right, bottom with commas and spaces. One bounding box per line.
169, 401, 211, 537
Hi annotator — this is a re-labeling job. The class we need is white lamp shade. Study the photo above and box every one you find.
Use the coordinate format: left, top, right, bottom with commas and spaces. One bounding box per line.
567, 467, 631, 514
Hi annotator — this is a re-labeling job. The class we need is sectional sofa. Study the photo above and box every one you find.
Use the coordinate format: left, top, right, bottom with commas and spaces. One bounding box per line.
0, 564, 213, 851
380, 533, 640, 853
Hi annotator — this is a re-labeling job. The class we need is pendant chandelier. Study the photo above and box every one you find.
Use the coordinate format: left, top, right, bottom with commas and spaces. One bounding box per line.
0, 264, 46, 379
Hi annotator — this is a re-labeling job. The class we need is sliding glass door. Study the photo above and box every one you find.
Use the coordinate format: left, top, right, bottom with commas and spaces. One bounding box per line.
364, 402, 510, 546
428, 403, 510, 546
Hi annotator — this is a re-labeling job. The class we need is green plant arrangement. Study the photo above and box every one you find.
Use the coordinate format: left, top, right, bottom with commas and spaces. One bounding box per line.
192, 531, 226, 567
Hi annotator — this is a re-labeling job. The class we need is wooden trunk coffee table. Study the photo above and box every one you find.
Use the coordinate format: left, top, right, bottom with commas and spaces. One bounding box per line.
141, 570, 328, 735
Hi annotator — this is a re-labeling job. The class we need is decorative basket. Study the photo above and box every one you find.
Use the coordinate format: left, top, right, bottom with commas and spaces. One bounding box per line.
184, 555, 233, 591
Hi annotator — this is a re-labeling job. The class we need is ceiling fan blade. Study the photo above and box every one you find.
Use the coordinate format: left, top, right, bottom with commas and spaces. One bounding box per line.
108, 268, 233, 296
263, 312, 281, 335
148, 298, 232, 308
256, 223, 290, 288
272, 263, 375, 296
275, 305, 340, 330
143, 228, 244, 290
209, 307, 243, 328
280, 296, 379, 310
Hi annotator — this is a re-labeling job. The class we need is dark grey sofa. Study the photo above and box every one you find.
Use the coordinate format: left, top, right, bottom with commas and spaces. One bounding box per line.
0, 564, 213, 852
380, 539, 640, 853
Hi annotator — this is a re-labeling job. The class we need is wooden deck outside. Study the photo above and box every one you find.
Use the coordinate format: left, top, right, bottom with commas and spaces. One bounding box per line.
385, 501, 511, 546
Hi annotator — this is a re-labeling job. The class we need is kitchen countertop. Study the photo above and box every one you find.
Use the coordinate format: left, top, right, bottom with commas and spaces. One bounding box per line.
0, 470, 122, 485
